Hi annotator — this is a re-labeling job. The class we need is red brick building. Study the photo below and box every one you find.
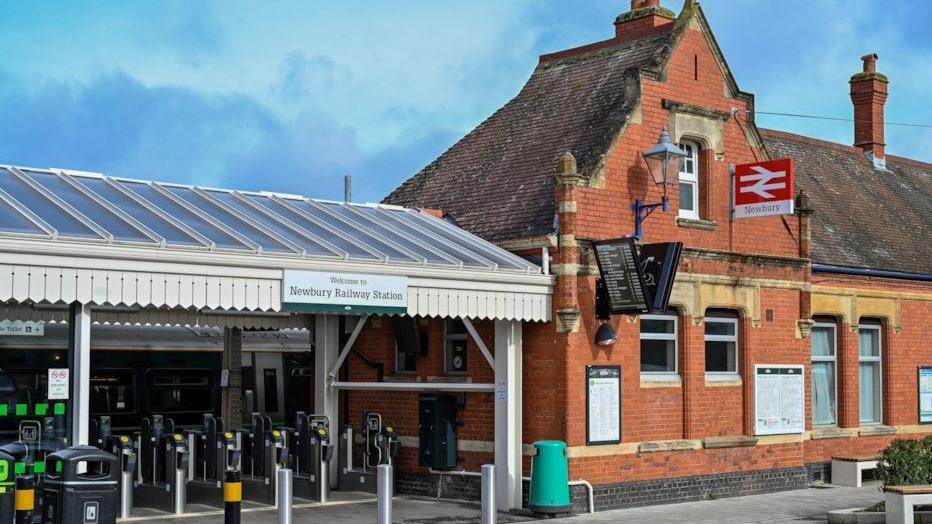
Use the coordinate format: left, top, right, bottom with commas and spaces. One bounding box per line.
357, 0, 931, 510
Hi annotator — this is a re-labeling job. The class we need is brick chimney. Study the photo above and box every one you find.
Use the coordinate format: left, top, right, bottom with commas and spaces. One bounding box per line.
850, 53, 889, 169
614, 0, 676, 41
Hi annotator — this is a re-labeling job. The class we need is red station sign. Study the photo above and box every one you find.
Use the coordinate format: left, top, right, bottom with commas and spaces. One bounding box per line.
733, 158, 795, 219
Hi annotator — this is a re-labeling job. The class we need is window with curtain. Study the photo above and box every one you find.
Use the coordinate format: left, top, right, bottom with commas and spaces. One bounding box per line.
678, 140, 700, 219
811, 321, 837, 426
859, 323, 883, 424
705, 313, 738, 375
640, 314, 678, 375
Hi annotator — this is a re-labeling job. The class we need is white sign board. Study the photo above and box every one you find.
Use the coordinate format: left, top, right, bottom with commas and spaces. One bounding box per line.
586, 366, 621, 445
282, 270, 408, 314
0, 320, 44, 336
754, 365, 804, 436
48, 368, 69, 400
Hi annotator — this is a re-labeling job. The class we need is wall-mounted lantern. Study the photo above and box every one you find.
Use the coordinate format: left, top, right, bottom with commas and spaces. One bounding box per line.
633, 128, 687, 239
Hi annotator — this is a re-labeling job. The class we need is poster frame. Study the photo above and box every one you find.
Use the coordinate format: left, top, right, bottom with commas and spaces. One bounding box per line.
919, 366, 932, 424
585, 365, 622, 446
753, 364, 805, 436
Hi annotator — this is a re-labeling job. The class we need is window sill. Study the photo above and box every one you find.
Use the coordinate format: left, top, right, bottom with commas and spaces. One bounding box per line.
859, 425, 895, 437
676, 217, 717, 231
811, 426, 857, 440
705, 374, 742, 387
384, 375, 422, 383
640, 374, 682, 388
426, 375, 471, 383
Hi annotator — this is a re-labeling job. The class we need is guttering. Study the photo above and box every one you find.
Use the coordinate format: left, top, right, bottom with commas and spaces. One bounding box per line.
812, 264, 932, 282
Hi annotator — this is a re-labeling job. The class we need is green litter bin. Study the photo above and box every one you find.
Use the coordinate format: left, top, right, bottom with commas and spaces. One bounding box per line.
528, 440, 570, 516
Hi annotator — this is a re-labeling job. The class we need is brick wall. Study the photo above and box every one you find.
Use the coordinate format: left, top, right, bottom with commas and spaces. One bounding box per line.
330, 7, 932, 513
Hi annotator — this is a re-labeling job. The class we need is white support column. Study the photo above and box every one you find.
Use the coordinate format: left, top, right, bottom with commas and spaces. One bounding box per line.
315, 314, 341, 487
494, 319, 523, 511
68, 302, 92, 446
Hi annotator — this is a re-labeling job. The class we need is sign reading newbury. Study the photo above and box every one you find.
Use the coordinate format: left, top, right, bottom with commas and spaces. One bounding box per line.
733, 158, 795, 219
282, 270, 408, 314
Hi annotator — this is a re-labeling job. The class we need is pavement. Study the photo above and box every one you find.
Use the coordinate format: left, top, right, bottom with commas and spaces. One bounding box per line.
125, 484, 883, 524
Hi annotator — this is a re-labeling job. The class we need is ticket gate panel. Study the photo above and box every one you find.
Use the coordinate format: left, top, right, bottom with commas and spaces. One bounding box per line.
291, 414, 333, 502
133, 429, 188, 515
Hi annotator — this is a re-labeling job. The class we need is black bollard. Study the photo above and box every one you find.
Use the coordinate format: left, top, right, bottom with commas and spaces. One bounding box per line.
224, 469, 241, 524
14, 475, 33, 524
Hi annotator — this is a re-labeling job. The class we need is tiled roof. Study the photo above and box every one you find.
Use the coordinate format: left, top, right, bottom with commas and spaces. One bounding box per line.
762, 129, 932, 275
384, 29, 676, 243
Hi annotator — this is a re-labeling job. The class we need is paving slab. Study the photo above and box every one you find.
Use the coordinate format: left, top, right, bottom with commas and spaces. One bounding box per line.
122, 484, 883, 524
548, 484, 884, 524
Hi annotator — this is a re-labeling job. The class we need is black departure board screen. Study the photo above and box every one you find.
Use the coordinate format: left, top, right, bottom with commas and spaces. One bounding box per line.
592, 238, 650, 314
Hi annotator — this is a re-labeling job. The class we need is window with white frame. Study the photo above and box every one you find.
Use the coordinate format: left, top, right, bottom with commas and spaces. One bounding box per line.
859, 322, 883, 424
640, 314, 678, 375
678, 140, 700, 219
705, 313, 738, 374
811, 320, 838, 426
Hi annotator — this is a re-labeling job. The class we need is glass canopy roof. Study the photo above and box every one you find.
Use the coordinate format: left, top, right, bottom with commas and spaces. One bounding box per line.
0, 166, 539, 273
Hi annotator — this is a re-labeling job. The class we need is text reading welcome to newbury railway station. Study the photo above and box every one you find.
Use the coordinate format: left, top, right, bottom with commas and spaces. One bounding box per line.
289, 275, 404, 302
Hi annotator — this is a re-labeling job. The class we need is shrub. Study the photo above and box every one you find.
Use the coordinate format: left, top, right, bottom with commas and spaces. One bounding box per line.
876, 439, 932, 487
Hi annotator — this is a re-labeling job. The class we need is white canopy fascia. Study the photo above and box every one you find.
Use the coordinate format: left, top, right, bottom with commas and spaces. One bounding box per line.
0, 238, 553, 322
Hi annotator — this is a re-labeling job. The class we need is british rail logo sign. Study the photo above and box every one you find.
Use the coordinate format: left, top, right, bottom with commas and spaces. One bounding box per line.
733, 158, 795, 219
282, 270, 408, 314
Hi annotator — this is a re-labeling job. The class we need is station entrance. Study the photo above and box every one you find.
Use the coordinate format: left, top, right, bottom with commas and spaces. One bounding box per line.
0, 166, 553, 519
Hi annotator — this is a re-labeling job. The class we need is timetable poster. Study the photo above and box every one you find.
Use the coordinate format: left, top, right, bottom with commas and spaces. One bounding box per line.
586, 366, 621, 445
919, 367, 932, 424
754, 365, 804, 436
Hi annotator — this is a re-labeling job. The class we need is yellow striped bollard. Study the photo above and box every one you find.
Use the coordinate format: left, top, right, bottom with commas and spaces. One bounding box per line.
14, 475, 33, 524
224, 469, 241, 524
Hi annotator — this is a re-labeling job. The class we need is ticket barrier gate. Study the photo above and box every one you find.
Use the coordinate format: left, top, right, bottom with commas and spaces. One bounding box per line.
338, 412, 399, 494
241, 414, 287, 505
291, 413, 333, 502
107, 435, 136, 518
133, 416, 189, 515
0, 441, 32, 511
0, 449, 15, 522
186, 425, 242, 508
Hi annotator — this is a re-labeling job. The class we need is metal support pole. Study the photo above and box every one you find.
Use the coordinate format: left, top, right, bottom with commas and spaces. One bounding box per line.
377, 464, 393, 524
174, 456, 187, 515
120, 445, 134, 518
482, 464, 496, 524
14, 476, 33, 524
225, 469, 242, 524
278, 468, 293, 524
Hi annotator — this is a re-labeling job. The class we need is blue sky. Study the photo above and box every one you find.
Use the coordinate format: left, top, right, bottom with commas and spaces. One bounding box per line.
0, 1, 929, 202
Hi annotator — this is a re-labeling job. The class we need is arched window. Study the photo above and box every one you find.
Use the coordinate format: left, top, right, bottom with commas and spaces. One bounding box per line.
678, 140, 700, 219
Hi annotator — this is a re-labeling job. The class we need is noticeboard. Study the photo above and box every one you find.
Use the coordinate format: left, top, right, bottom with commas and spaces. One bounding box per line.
638, 242, 683, 313
919, 367, 932, 424
754, 365, 804, 436
586, 366, 621, 445
592, 238, 649, 314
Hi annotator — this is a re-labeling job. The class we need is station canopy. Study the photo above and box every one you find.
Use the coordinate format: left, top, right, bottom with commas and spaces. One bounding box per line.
0, 166, 552, 324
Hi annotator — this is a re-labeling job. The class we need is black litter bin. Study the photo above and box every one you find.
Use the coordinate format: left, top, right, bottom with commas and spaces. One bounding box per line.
41, 446, 118, 524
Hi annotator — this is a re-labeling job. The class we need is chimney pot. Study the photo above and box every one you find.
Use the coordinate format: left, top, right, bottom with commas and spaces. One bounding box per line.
631, 0, 660, 8
861, 53, 878, 73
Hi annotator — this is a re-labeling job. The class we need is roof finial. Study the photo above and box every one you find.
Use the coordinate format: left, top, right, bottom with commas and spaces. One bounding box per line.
558, 152, 578, 176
